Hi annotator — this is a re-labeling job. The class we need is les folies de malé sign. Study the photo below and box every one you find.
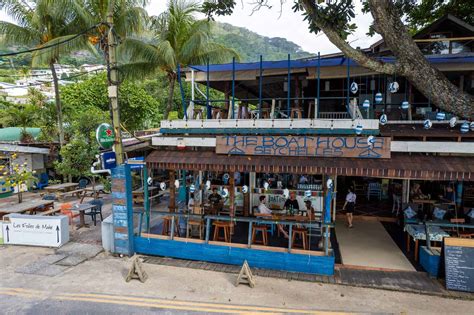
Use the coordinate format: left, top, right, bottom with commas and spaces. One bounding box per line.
216, 135, 391, 159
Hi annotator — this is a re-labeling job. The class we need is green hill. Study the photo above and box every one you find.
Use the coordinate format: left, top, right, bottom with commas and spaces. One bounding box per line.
211, 22, 314, 62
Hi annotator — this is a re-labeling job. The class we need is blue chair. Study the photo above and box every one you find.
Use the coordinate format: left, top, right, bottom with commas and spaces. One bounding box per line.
78, 178, 89, 189
84, 199, 104, 226
35, 173, 49, 190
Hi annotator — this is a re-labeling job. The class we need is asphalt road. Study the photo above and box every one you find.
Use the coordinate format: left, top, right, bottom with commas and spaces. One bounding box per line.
0, 287, 341, 315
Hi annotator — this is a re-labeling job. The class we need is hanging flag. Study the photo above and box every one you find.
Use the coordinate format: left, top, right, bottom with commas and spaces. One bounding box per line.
424, 119, 432, 129
350, 82, 358, 94
379, 114, 388, 125
354, 123, 363, 135
449, 117, 457, 128
388, 81, 399, 93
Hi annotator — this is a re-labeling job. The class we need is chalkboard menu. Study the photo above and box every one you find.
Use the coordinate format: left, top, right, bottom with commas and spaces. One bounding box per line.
444, 238, 474, 293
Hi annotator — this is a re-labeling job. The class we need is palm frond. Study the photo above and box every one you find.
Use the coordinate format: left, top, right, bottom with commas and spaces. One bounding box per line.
0, 0, 34, 27
31, 34, 92, 66
0, 21, 39, 46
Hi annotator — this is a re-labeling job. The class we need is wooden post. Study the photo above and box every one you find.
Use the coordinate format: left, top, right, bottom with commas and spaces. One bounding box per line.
249, 172, 256, 214
229, 175, 235, 217
169, 170, 176, 212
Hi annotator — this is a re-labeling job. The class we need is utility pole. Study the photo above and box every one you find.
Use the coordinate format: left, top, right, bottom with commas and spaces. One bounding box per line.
107, 0, 124, 164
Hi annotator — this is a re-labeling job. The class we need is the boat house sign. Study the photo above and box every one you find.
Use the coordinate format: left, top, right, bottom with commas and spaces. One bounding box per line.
216, 136, 391, 159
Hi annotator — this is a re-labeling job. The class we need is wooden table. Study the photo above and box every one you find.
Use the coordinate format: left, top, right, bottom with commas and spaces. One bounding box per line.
44, 183, 79, 193
71, 203, 96, 229
0, 200, 54, 218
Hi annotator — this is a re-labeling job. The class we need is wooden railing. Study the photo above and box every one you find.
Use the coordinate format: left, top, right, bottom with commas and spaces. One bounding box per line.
318, 112, 351, 119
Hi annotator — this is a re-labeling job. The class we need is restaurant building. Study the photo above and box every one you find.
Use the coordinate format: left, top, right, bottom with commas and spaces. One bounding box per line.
114, 15, 474, 276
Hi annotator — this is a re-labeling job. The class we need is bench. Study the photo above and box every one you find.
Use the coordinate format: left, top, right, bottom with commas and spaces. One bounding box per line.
57, 188, 86, 201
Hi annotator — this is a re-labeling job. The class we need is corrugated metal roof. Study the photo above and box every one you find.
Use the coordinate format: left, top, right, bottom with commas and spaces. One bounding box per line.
0, 127, 41, 142
0, 143, 49, 154
146, 150, 474, 181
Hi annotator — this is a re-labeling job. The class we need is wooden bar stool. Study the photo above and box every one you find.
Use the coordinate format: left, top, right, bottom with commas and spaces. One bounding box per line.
162, 216, 180, 237
290, 108, 303, 119
252, 225, 268, 246
291, 227, 308, 250
212, 221, 231, 242
193, 108, 203, 120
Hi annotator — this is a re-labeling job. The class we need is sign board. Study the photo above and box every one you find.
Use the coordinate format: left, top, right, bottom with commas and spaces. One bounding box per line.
216, 135, 391, 159
96, 123, 115, 149
112, 165, 134, 256
101, 151, 117, 170
126, 157, 144, 170
444, 238, 474, 292
2, 214, 69, 247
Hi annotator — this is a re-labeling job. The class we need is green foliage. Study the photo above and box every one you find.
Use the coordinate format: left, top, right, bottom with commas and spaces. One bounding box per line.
0, 152, 37, 203
54, 136, 98, 179
405, 0, 474, 31
61, 74, 160, 131
211, 22, 312, 61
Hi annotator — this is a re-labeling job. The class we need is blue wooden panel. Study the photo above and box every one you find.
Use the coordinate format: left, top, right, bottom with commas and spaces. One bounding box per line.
420, 246, 440, 277
134, 237, 335, 275
160, 128, 378, 136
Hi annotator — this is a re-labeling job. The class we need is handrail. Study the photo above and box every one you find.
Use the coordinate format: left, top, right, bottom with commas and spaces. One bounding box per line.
139, 211, 334, 255
421, 221, 474, 251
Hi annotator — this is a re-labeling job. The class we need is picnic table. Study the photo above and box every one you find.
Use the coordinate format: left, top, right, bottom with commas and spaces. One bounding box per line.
71, 203, 96, 229
79, 184, 104, 203
0, 200, 54, 218
405, 224, 450, 261
44, 182, 78, 193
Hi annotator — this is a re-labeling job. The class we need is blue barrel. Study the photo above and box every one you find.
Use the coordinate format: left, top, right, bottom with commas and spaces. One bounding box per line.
460, 122, 470, 133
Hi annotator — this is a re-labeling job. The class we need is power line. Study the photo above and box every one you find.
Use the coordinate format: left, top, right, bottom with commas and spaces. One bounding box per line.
0, 23, 106, 58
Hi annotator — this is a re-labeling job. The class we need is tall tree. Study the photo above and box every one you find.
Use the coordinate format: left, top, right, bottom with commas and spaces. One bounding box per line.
125, 0, 239, 119
203, 0, 474, 119
0, 0, 94, 146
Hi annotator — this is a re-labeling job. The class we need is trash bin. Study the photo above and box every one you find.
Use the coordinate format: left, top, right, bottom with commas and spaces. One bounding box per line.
102, 215, 114, 253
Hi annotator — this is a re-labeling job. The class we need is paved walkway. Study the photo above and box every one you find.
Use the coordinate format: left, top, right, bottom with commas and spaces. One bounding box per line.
335, 219, 415, 271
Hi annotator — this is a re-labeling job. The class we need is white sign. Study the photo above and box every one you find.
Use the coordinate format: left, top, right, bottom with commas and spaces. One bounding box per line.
2, 214, 69, 247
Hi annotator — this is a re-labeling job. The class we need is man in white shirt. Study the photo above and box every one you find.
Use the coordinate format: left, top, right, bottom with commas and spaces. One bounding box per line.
258, 195, 289, 238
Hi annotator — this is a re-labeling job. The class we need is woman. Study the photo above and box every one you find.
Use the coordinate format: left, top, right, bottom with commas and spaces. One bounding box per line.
342, 187, 356, 228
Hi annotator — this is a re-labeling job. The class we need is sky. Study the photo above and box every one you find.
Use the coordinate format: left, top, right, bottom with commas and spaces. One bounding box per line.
0, 1, 381, 56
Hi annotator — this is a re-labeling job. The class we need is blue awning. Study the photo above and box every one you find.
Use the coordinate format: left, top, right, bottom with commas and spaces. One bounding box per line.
189, 54, 474, 72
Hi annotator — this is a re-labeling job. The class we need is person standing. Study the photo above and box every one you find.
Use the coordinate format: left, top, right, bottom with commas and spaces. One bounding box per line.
343, 187, 356, 228
392, 183, 402, 216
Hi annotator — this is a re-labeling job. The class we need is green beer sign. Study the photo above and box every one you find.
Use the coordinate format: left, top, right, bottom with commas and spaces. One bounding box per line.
96, 123, 115, 149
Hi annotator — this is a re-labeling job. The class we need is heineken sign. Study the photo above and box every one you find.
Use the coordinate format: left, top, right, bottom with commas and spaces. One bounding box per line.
96, 123, 115, 149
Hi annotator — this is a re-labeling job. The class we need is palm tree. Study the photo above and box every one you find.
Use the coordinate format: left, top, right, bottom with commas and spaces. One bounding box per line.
0, 0, 93, 147
72, 0, 149, 55
125, 0, 239, 119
